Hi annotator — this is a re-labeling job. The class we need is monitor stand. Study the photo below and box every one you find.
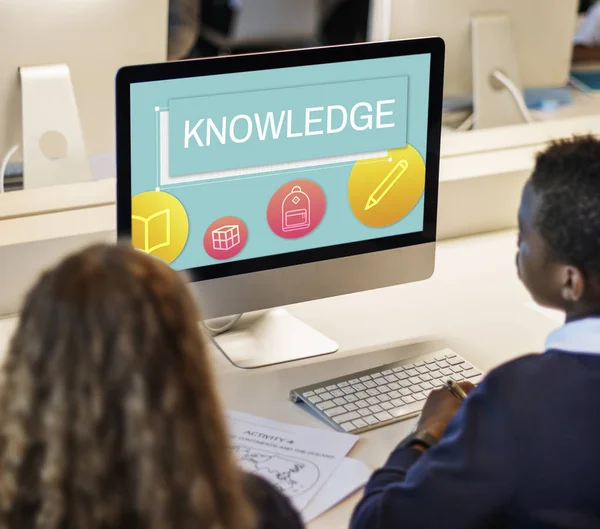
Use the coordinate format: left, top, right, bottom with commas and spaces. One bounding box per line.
20, 64, 92, 189
470, 13, 530, 129
208, 308, 339, 369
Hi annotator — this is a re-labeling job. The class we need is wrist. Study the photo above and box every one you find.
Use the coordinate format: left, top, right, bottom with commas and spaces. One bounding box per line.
400, 429, 439, 452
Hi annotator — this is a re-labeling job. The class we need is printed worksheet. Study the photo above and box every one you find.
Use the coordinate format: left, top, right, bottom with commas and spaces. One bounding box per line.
226, 411, 358, 511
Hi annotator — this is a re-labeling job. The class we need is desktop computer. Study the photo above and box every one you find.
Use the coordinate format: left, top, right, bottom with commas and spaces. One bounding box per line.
116, 38, 482, 433
369, 0, 579, 129
0, 0, 168, 191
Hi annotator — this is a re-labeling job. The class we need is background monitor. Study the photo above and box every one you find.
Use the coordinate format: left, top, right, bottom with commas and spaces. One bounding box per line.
0, 0, 168, 188
369, 0, 579, 128
116, 39, 444, 368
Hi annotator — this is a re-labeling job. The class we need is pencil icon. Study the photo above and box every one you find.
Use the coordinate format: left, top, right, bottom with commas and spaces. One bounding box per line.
364, 159, 409, 211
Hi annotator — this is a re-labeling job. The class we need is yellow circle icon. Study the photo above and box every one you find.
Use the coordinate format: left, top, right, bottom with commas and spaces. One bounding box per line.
348, 144, 425, 228
131, 191, 189, 264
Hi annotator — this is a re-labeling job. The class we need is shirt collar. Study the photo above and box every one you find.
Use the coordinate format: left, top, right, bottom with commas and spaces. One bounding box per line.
545, 317, 600, 355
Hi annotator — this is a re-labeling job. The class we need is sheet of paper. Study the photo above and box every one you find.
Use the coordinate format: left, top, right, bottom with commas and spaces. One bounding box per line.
226, 411, 358, 512
302, 457, 371, 524
525, 302, 564, 324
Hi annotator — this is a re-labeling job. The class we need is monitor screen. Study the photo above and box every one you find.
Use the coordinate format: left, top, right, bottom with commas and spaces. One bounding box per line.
127, 49, 436, 278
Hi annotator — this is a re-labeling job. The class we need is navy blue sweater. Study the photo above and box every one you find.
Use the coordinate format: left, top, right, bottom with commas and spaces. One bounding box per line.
350, 350, 600, 529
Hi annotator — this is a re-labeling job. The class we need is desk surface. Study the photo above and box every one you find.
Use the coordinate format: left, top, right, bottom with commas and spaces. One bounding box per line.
0, 230, 562, 528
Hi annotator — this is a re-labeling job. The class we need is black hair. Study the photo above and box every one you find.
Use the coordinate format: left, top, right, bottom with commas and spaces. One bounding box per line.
530, 135, 600, 279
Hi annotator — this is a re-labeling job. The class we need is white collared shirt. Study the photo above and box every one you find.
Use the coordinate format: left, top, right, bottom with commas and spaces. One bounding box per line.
545, 317, 600, 355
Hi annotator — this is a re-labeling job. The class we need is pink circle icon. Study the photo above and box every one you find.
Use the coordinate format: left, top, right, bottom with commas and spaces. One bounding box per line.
267, 179, 326, 239
203, 216, 248, 260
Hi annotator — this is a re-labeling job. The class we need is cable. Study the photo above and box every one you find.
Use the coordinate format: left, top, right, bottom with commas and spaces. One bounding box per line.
491, 70, 534, 124
202, 313, 243, 337
0, 145, 19, 193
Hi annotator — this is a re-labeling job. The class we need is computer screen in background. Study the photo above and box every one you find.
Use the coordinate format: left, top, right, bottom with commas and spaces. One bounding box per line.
117, 39, 444, 368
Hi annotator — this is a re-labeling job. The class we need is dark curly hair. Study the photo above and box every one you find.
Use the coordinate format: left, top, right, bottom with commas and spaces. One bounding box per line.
530, 135, 600, 278
0, 244, 255, 529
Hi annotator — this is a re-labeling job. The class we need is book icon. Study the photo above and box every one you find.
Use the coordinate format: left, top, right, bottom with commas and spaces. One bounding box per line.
132, 208, 171, 254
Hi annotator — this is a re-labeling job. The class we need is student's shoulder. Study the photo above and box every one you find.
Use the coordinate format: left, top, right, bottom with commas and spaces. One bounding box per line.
241, 472, 304, 529
481, 351, 569, 396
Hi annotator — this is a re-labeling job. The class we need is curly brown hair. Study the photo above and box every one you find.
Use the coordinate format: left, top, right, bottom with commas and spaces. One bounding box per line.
0, 244, 255, 529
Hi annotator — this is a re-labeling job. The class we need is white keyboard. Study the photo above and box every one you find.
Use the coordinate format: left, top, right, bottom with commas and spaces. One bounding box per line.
290, 349, 482, 434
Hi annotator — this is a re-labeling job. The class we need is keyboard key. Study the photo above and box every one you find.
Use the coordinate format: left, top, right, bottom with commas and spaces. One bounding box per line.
429, 369, 442, 378
468, 374, 483, 384
336, 411, 361, 423
364, 381, 376, 389
333, 397, 347, 406
424, 358, 437, 364
390, 401, 424, 418
344, 403, 358, 412
402, 395, 416, 404
397, 372, 409, 381
391, 398, 404, 407
419, 373, 432, 382
331, 389, 345, 398
462, 368, 479, 378
414, 361, 425, 367
367, 397, 380, 406
321, 392, 333, 400
315, 388, 326, 394
381, 401, 394, 410
416, 366, 429, 374
400, 388, 411, 397
367, 388, 380, 397
451, 365, 463, 373
445, 353, 456, 359
392, 367, 404, 373
413, 392, 426, 401
420, 381, 433, 391
377, 394, 391, 403
365, 416, 379, 425
385, 375, 398, 383
349, 379, 360, 385
409, 377, 422, 385
406, 369, 419, 377
462, 363, 474, 371
343, 387, 356, 395
372, 377, 385, 386
388, 382, 401, 391
369, 404, 384, 413
352, 418, 368, 429
441, 368, 453, 376
308, 395, 323, 404
375, 411, 393, 422
382, 370, 394, 376
340, 421, 357, 432
353, 383, 366, 391
317, 401, 335, 411
304, 390, 315, 397
358, 408, 371, 417
434, 354, 446, 361
388, 390, 400, 399
326, 385, 337, 391
325, 406, 346, 417
437, 360, 449, 368
356, 400, 370, 409
346, 394, 358, 403
356, 391, 369, 399
401, 380, 412, 388
359, 375, 372, 382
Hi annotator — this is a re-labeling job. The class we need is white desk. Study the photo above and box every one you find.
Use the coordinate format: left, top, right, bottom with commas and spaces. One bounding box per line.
0, 229, 562, 528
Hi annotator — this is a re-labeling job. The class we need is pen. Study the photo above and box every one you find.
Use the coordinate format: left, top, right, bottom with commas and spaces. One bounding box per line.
364, 159, 409, 211
445, 379, 468, 401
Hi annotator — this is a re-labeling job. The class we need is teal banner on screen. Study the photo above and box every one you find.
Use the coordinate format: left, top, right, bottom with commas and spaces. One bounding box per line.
167, 76, 408, 177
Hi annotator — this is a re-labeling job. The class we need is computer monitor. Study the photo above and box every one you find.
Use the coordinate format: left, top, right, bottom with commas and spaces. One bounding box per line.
0, 0, 168, 189
369, 0, 579, 128
116, 39, 444, 368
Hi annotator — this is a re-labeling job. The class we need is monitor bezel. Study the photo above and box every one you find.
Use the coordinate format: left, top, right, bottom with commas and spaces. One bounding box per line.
116, 38, 444, 281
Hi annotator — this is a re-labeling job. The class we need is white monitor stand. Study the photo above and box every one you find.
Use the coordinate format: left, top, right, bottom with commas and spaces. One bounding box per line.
206, 309, 339, 369
471, 13, 530, 129
20, 64, 92, 189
